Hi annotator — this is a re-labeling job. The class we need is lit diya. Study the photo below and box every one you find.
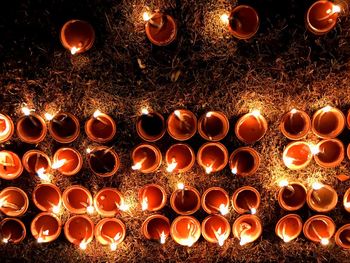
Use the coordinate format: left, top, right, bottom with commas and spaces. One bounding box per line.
170, 216, 201, 247
95, 218, 126, 251
64, 215, 94, 249
0, 113, 14, 143
167, 109, 197, 141
88, 146, 120, 177
314, 139, 344, 168
32, 183, 62, 214
197, 142, 228, 174
343, 187, 350, 212
136, 110, 165, 142
0, 187, 28, 217
232, 214, 262, 246
277, 181, 307, 211
85, 110, 116, 143
280, 109, 311, 140
306, 182, 338, 213
228, 5, 260, 40
139, 184, 167, 212
60, 20, 95, 55
306, 1, 341, 35
231, 186, 260, 214
47, 112, 80, 143
31, 212, 61, 243
0, 150, 23, 180
165, 144, 195, 173
170, 184, 201, 215
142, 214, 170, 244
303, 215, 335, 245
275, 214, 303, 243
22, 150, 51, 176
62, 185, 94, 214
53, 147, 83, 176
312, 106, 345, 139
229, 147, 260, 177
16, 108, 47, 144
282, 141, 313, 170
335, 224, 350, 249
94, 188, 123, 217
198, 111, 229, 141
201, 215, 230, 246
201, 187, 229, 215
0, 218, 26, 244
235, 110, 268, 144
131, 143, 162, 173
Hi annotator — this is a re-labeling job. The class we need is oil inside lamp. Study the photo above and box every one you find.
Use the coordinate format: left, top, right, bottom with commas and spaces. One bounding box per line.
307, 182, 338, 213
170, 216, 201, 247
62, 185, 93, 214
85, 110, 116, 143
33, 183, 62, 213
167, 109, 197, 141
229, 147, 260, 177
201, 187, 229, 215
0, 113, 14, 143
138, 184, 166, 212
282, 141, 313, 170
131, 144, 161, 173
312, 106, 345, 139
136, 109, 165, 142
95, 218, 126, 250
88, 146, 120, 177
142, 214, 170, 244
0, 218, 26, 244
170, 185, 201, 215
233, 214, 262, 246
198, 111, 229, 141
228, 5, 260, 40
0, 150, 23, 180
0, 187, 28, 217
197, 142, 228, 174
94, 188, 123, 217
275, 214, 303, 243
48, 112, 80, 143
232, 186, 261, 214
165, 144, 195, 173
31, 212, 61, 243
22, 150, 51, 176
278, 181, 307, 211
303, 215, 335, 244
280, 109, 311, 140
53, 148, 83, 176
64, 215, 94, 249
335, 224, 350, 249
313, 139, 344, 168
201, 215, 230, 246
235, 110, 268, 144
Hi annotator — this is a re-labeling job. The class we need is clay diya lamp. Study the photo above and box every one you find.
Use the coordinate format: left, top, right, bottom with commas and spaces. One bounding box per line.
85, 110, 116, 143
232, 186, 260, 214
33, 183, 62, 213
306, 1, 341, 35
0, 113, 14, 143
64, 215, 94, 249
95, 218, 126, 251
228, 5, 260, 40
144, 11, 177, 46
198, 111, 229, 141
282, 141, 312, 170
94, 188, 123, 217
0, 187, 28, 217
280, 109, 311, 140
275, 214, 303, 243
347, 110, 350, 129
201, 215, 230, 246
53, 148, 83, 176
335, 224, 350, 249
343, 188, 350, 212
277, 181, 307, 211
312, 106, 345, 139
167, 109, 197, 141
201, 187, 230, 215
0, 218, 26, 244
347, 144, 350, 162
48, 112, 80, 143
62, 185, 94, 214
87, 146, 119, 177
0, 150, 23, 180
138, 184, 167, 212
131, 143, 162, 173
229, 147, 260, 177
142, 214, 170, 244
232, 214, 262, 245
31, 212, 61, 243
314, 139, 344, 168
165, 144, 195, 173
16, 110, 47, 144
235, 110, 268, 144
303, 215, 335, 245
170, 216, 201, 247
170, 185, 201, 215
136, 109, 166, 142
306, 183, 338, 213
22, 150, 51, 175
60, 20, 95, 54
197, 142, 228, 174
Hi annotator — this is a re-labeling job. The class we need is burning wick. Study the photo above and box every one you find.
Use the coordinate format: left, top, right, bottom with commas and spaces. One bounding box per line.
36, 168, 50, 182
160, 231, 167, 244
318, 5, 341, 22
219, 204, 229, 215
251, 110, 261, 118
86, 148, 92, 154
52, 204, 60, 214
141, 108, 149, 115
220, 13, 229, 24
310, 143, 320, 155
93, 110, 109, 125
290, 108, 298, 114
44, 113, 54, 121
132, 157, 147, 171
117, 200, 129, 212
177, 182, 185, 190
86, 205, 95, 215
281, 222, 291, 243
251, 208, 257, 215
283, 156, 295, 167
2, 237, 9, 244
205, 163, 214, 174
37, 228, 49, 243
166, 158, 178, 173
321, 238, 330, 246
79, 241, 87, 250
52, 159, 67, 169
238, 222, 252, 246
109, 233, 122, 251
141, 197, 148, 211
322, 106, 332, 113
213, 227, 226, 246
0, 195, 20, 210
21, 107, 33, 116
312, 182, 323, 191
278, 179, 289, 188
143, 12, 151, 22
70, 46, 81, 55
231, 166, 238, 175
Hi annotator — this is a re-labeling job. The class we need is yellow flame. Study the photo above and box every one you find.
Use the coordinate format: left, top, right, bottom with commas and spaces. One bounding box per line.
86, 148, 92, 154
205, 163, 214, 174
309, 143, 320, 155
166, 158, 178, 172
321, 238, 329, 246
312, 182, 323, 190
251, 208, 257, 215
93, 110, 102, 118
231, 166, 237, 175
177, 182, 185, 190
327, 5, 341, 14
213, 227, 226, 246
251, 110, 261, 118
36, 168, 51, 182
70, 47, 81, 55
290, 108, 298, 114
44, 113, 54, 121
0, 117, 10, 137
21, 107, 32, 116
206, 112, 213, 118
79, 241, 87, 250
141, 197, 148, 211
143, 11, 151, 22
160, 231, 167, 244
52, 204, 60, 214
2, 238, 9, 243
220, 13, 229, 24
141, 108, 149, 115
52, 159, 67, 169
322, 106, 332, 113
117, 200, 129, 212
174, 110, 181, 118
110, 242, 117, 251
86, 205, 95, 214
283, 156, 295, 167
132, 162, 142, 170
278, 179, 289, 188
239, 235, 251, 246
219, 204, 229, 215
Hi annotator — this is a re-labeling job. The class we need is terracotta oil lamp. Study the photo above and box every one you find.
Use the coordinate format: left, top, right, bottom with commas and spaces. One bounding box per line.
87, 146, 120, 177
303, 215, 335, 245
229, 147, 260, 177
275, 214, 303, 243
53, 147, 83, 176
33, 183, 62, 214
170, 216, 201, 247
48, 112, 80, 143
16, 109, 47, 144
235, 110, 268, 144
232, 186, 260, 214
62, 185, 94, 214
94, 188, 123, 217
85, 110, 116, 143
197, 142, 228, 174
95, 218, 126, 251
142, 214, 170, 244
0, 218, 26, 244
170, 184, 201, 215
22, 150, 51, 176
31, 212, 61, 243
60, 20, 95, 55
228, 5, 259, 40
138, 184, 167, 212
306, 1, 341, 35
0, 187, 28, 217
314, 139, 344, 168
201, 187, 230, 215
201, 215, 230, 246
136, 110, 165, 142
343, 187, 350, 212
0, 150, 23, 180
306, 182, 338, 213
348, 144, 350, 163
0, 113, 14, 143
312, 106, 345, 139
131, 143, 162, 173
335, 224, 350, 249
167, 109, 197, 141
280, 109, 311, 140
277, 181, 307, 211
165, 144, 195, 173
282, 141, 313, 170
64, 215, 94, 249
198, 111, 229, 141
232, 214, 262, 246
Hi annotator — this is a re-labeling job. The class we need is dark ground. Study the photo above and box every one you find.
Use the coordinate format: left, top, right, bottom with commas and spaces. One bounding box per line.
1, 0, 350, 262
